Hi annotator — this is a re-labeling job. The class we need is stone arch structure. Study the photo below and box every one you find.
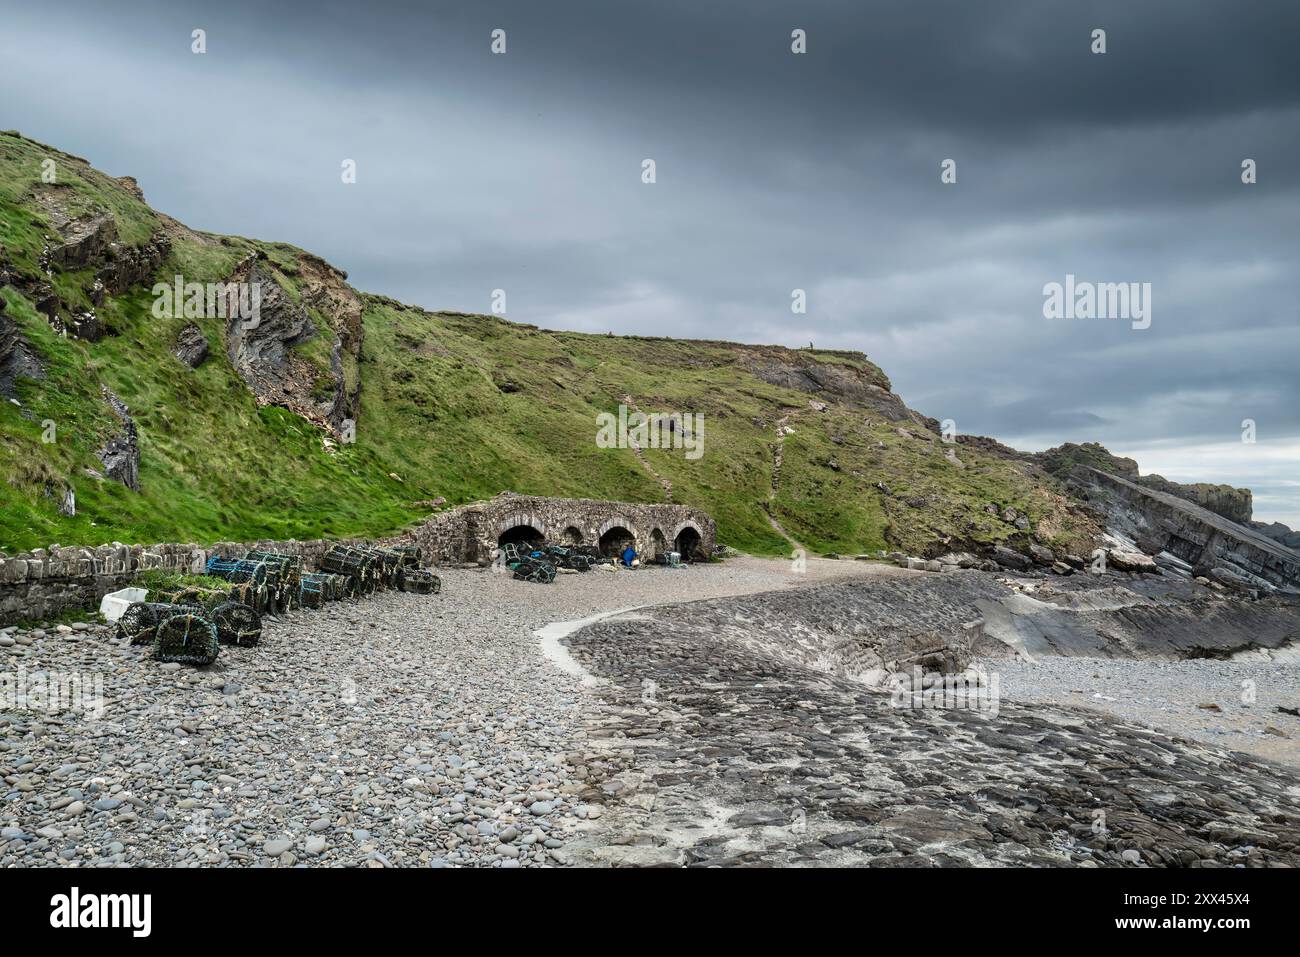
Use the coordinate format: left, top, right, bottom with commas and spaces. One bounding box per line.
649, 527, 668, 559
671, 520, 705, 562
407, 492, 716, 565
495, 511, 547, 549
597, 517, 638, 558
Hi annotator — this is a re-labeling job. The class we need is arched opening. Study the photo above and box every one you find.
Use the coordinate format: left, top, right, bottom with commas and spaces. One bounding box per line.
562, 525, 584, 545
598, 526, 636, 559
498, 524, 544, 550
674, 526, 704, 562
650, 528, 667, 560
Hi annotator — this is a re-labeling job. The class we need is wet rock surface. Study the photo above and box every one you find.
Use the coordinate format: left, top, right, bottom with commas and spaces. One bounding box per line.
562, 582, 1300, 868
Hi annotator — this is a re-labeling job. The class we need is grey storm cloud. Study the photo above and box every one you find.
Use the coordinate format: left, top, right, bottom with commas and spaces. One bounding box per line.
5, 0, 1299, 522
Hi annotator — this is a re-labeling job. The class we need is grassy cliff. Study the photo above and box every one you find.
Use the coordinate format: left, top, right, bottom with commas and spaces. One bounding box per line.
0, 131, 1099, 558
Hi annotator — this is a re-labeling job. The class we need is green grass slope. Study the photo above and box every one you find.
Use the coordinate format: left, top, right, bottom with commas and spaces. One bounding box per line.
0, 131, 1099, 558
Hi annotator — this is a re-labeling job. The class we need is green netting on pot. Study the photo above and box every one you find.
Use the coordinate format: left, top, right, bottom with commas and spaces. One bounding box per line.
227, 581, 270, 614
245, 552, 302, 611
400, 568, 441, 594
393, 545, 422, 568
321, 545, 376, 595
511, 559, 556, 584
152, 612, 220, 665
357, 545, 405, 588
539, 544, 596, 572
299, 575, 326, 608
116, 601, 159, 645
211, 601, 262, 647
205, 556, 268, 585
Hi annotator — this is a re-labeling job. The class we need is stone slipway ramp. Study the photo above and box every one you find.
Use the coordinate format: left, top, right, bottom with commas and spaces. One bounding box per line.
558, 576, 1300, 867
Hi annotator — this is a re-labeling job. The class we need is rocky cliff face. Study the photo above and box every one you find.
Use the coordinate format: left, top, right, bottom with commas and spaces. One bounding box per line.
222, 255, 361, 437
1071, 467, 1300, 590
738, 346, 918, 422
29, 184, 170, 341
1140, 475, 1253, 525
0, 297, 43, 397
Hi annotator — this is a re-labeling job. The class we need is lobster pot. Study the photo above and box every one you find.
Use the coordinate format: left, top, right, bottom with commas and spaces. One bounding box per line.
246, 552, 303, 610
307, 571, 354, 601
400, 569, 441, 594
211, 601, 262, 646
205, 556, 268, 585
512, 559, 556, 584
299, 576, 325, 609
152, 612, 220, 665
393, 545, 422, 568
116, 602, 160, 645
227, 581, 270, 615
321, 545, 375, 595
315, 572, 351, 601
358, 545, 404, 588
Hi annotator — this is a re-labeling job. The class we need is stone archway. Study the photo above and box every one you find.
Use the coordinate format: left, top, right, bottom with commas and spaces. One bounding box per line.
561, 525, 584, 545
649, 528, 668, 560
498, 523, 544, 550
672, 521, 704, 562
598, 524, 637, 559
495, 511, 547, 553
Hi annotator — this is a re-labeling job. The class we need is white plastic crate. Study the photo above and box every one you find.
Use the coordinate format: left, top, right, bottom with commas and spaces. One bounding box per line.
99, 586, 149, 622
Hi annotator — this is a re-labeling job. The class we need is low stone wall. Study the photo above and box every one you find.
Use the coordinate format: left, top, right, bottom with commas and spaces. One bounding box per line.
0, 538, 360, 626
0, 492, 717, 625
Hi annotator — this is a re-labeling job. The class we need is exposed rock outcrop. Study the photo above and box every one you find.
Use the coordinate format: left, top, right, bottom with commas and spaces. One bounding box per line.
25, 188, 170, 340
738, 347, 918, 422
1039, 441, 1254, 525
1140, 475, 1253, 525
172, 322, 209, 368
1074, 467, 1300, 590
0, 297, 43, 396
96, 388, 139, 490
563, 576, 1300, 867
222, 255, 360, 437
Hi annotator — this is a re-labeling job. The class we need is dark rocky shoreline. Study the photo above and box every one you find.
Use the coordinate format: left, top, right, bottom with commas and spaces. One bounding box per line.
562, 574, 1300, 867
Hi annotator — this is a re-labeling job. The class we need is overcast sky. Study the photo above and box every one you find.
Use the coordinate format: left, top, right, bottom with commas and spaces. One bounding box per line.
6, 0, 1298, 524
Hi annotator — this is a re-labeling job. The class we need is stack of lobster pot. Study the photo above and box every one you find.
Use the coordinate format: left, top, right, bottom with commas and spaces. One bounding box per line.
393, 545, 423, 568
356, 544, 404, 589
205, 556, 271, 613
246, 551, 303, 612
117, 599, 262, 656
298, 571, 353, 608
320, 544, 378, 596
115, 601, 221, 665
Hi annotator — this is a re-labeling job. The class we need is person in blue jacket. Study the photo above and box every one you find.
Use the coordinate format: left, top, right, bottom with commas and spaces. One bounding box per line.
621, 544, 638, 567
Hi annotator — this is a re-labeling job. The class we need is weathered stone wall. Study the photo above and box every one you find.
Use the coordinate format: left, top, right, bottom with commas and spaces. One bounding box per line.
0, 492, 716, 624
